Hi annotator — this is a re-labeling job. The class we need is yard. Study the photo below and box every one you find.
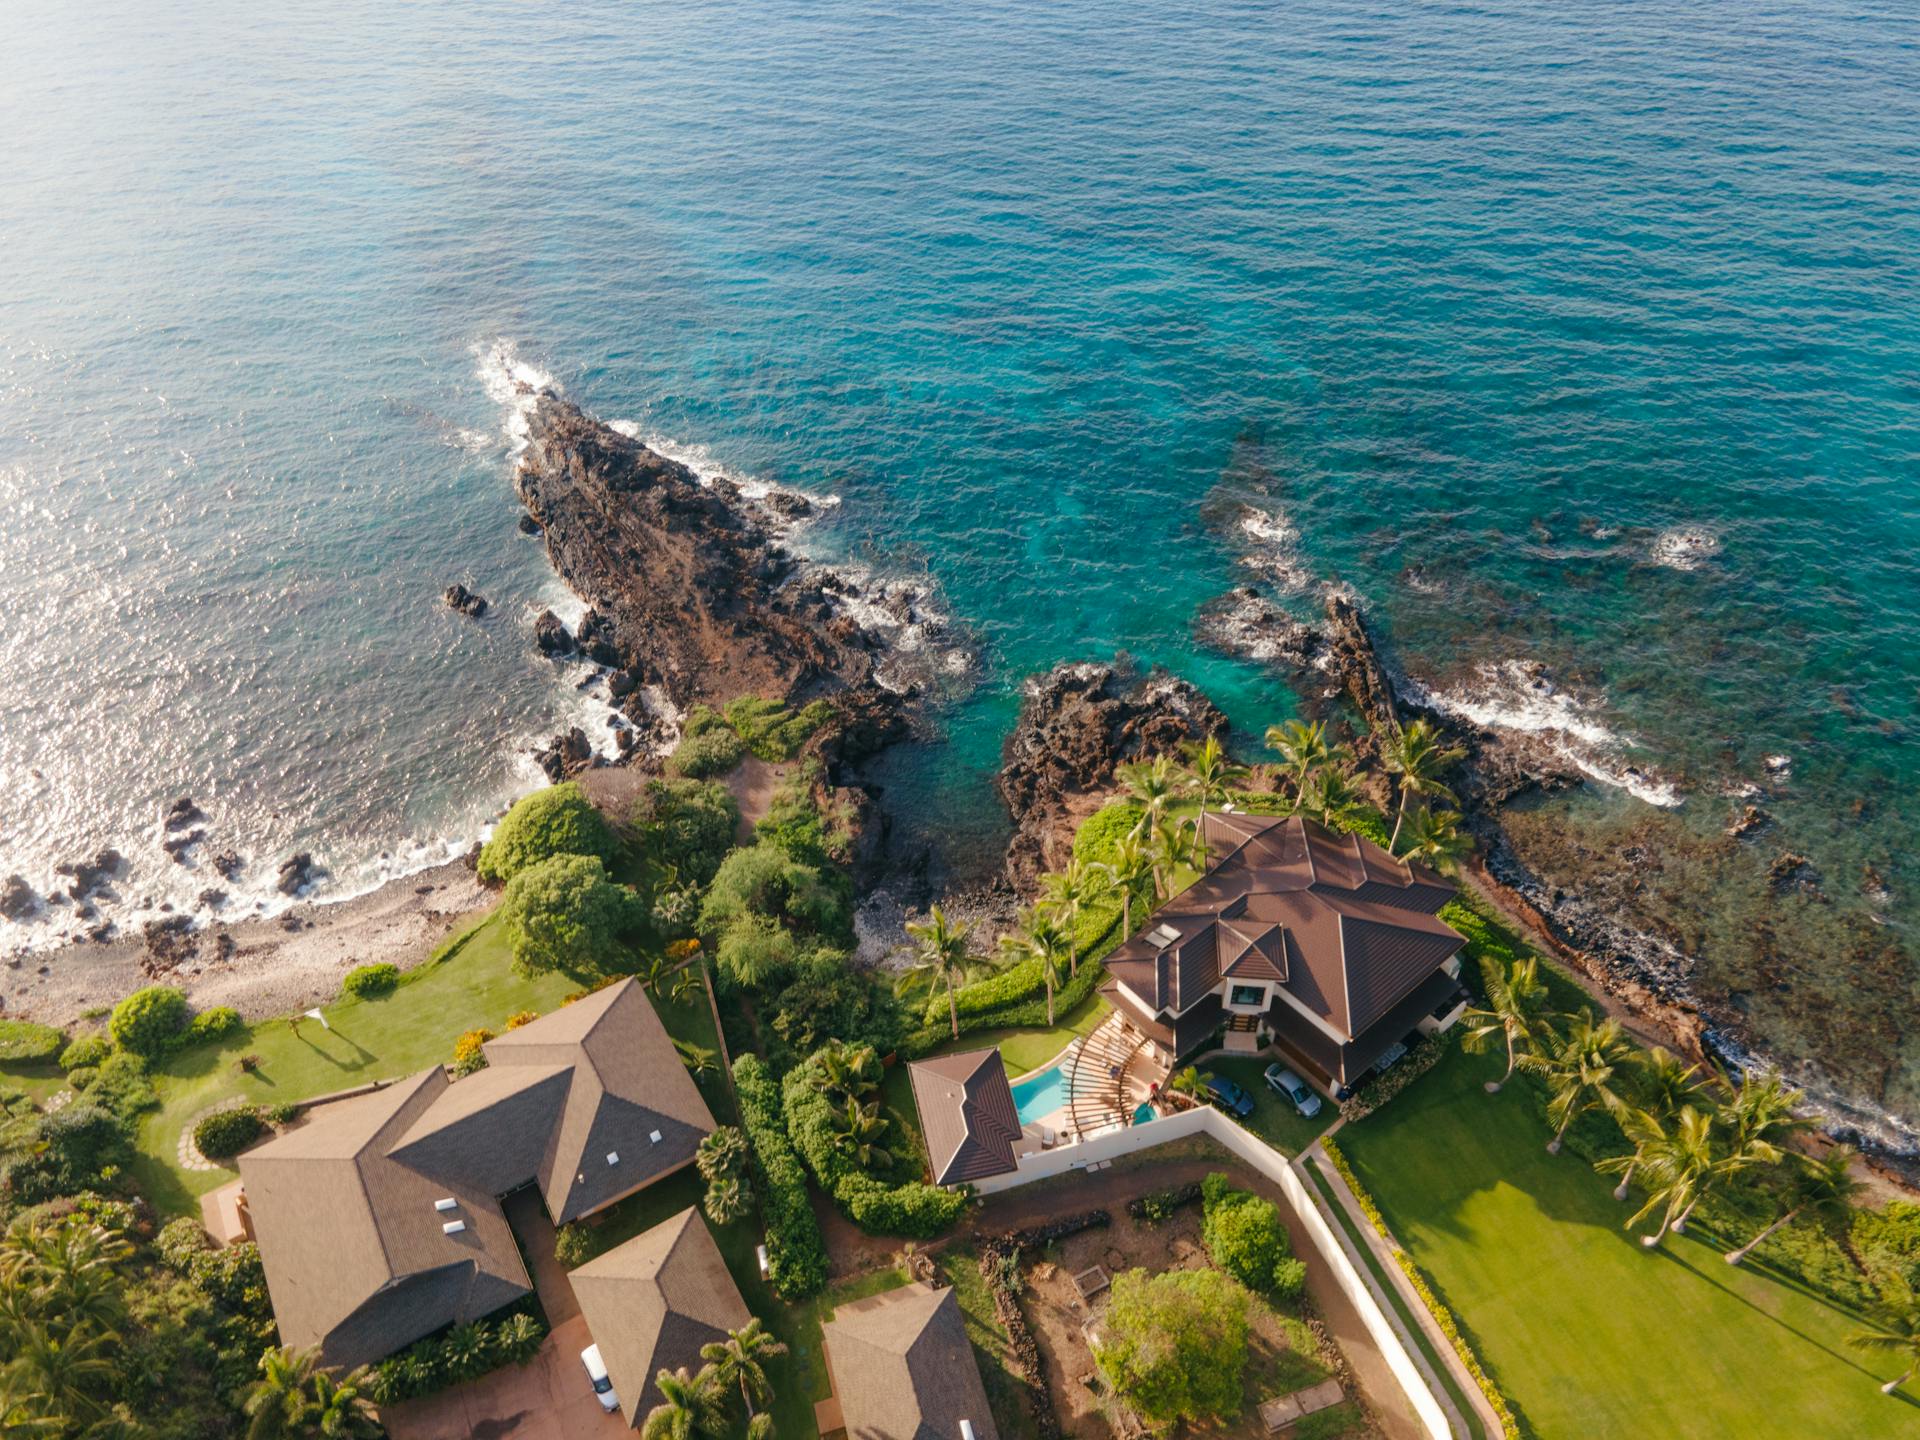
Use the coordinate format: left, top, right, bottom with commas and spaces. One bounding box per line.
1337, 1041, 1911, 1439
1204, 1055, 1338, 1158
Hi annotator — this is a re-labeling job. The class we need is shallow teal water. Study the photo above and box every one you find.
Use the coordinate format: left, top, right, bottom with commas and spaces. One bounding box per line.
1011, 1063, 1071, 1125
1, 2, 1916, 1126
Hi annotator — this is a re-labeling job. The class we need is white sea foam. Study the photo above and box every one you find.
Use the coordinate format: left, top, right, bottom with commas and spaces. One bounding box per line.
1652, 526, 1722, 571
1235, 503, 1312, 592
1401, 659, 1684, 808
612, 420, 843, 515
474, 338, 557, 453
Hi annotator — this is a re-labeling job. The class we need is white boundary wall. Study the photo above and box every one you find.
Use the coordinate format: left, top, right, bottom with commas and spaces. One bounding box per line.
973, 1110, 1454, 1440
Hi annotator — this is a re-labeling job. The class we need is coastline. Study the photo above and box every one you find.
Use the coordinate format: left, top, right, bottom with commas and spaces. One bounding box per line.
5, 857, 492, 1030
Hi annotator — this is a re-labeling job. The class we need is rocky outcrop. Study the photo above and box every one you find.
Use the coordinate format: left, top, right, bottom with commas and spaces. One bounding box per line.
55, 849, 123, 902
997, 662, 1226, 891
532, 609, 575, 657
276, 853, 322, 896
443, 583, 488, 618
533, 726, 595, 782
0, 875, 36, 921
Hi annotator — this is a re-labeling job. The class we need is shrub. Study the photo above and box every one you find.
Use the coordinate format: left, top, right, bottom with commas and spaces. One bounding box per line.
2, 1102, 133, 1204
629, 778, 739, 886
476, 781, 616, 883
58, 1034, 112, 1072
451, 1028, 493, 1077
237, 1053, 263, 1074
263, 1102, 299, 1126
715, 914, 797, 990
768, 950, 903, 1064
108, 985, 190, 1059
665, 708, 746, 779
554, 1222, 595, 1268
0, 1018, 66, 1064
500, 853, 644, 979
194, 1106, 266, 1159
733, 1054, 828, 1297
85, 1051, 159, 1121
1200, 1172, 1302, 1297
1095, 1267, 1250, 1426
343, 962, 400, 998
368, 1306, 548, 1403
504, 1010, 539, 1030
723, 696, 834, 761
699, 842, 842, 941
186, 1006, 242, 1045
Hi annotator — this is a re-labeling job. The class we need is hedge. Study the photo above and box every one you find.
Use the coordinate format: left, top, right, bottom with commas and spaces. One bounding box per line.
343, 962, 400, 998
0, 1018, 66, 1064
186, 1006, 242, 1045
1322, 1139, 1519, 1439
781, 1050, 970, 1237
193, 1106, 266, 1160
901, 958, 1113, 1060
733, 1053, 828, 1297
369, 1308, 546, 1404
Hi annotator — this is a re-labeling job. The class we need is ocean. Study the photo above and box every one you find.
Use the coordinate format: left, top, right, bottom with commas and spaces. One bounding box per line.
2, 1, 1916, 1138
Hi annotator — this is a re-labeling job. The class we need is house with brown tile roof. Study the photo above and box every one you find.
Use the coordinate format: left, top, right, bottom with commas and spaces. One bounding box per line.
569, 1207, 751, 1425
907, 1049, 1022, 1186
1100, 811, 1469, 1093
238, 978, 715, 1370
820, 1282, 1000, 1440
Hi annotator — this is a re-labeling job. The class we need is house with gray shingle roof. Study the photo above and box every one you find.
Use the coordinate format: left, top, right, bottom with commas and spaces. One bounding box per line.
1100, 811, 1469, 1093
820, 1282, 1000, 1440
238, 977, 715, 1370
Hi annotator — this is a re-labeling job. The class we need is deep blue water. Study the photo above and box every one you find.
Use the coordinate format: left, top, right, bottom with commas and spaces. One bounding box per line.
2, 1, 1917, 1125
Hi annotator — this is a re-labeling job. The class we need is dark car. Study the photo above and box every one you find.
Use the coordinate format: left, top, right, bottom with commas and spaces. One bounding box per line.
1203, 1072, 1256, 1119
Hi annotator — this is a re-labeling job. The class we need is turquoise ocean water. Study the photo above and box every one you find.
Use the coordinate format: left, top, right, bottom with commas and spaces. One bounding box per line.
2, 2, 1916, 1133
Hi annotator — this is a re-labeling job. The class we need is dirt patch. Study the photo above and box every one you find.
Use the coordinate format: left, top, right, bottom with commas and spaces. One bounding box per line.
724, 756, 787, 843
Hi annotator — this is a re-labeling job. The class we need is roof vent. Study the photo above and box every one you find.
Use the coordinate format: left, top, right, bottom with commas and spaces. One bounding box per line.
433, 1197, 458, 1213
606, 1151, 620, 1167
442, 1220, 466, 1236
649, 1129, 663, 1144
1147, 924, 1180, 950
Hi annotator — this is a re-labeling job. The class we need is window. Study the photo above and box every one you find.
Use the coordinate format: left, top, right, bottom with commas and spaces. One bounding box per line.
1229, 984, 1266, 1008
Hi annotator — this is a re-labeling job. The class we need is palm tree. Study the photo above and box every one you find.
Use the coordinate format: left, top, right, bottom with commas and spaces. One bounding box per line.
1115, 756, 1181, 836
699, 1318, 788, 1419
1460, 954, 1551, 1093
244, 1346, 380, 1440
1719, 1072, 1811, 1166
304, 1365, 381, 1440
1396, 806, 1469, 870
704, 1176, 753, 1227
1520, 1009, 1634, 1154
697, 1126, 750, 1184
1263, 719, 1339, 803
898, 905, 979, 1038
815, 1041, 881, 1107
1000, 910, 1071, 1027
1, 1321, 123, 1435
1107, 830, 1153, 937
1146, 813, 1201, 899
746, 1415, 776, 1440
1168, 1067, 1208, 1111
642, 1366, 721, 1440
1383, 719, 1465, 853
1178, 734, 1247, 836
1604, 1047, 1701, 1199
1300, 766, 1367, 828
7, 1220, 130, 1335
1038, 859, 1110, 978
1850, 1276, 1920, 1395
831, 1098, 895, 1172
1626, 1104, 1747, 1248
1726, 1146, 1863, 1266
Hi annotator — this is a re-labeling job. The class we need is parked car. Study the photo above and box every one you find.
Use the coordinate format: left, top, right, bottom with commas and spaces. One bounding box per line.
581, 1344, 619, 1413
1203, 1072, 1256, 1118
1262, 1064, 1323, 1118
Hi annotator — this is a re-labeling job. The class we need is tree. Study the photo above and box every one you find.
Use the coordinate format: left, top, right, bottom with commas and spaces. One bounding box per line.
1460, 954, 1551, 1093
500, 853, 644, 979
642, 1366, 722, 1440
1038, 858, 1110, 978
1115, 756, 1181, 836
704, 1177, 753, 1227
1093, 1267, 1250, 1426
700, 1318, 788, 1420
1726, 1146, 1864, 1266
629, 778, 739, 886
1107, 830, 1153, 938
1000, 909, 1070, 1027
1397, 805, 1469, 871
0, 1215, 138, 1436
1718, 1072, 1811, 1166
830, 1099, 895, 1172
1850, 1276, 1920, 1396
1263, 719, 1339, 804
1300, 766, 1367, 829
243, 1346, 380, 1440
1146, 813, 1200, 900
477, 781, 616, 883
1520, 1009, 1634, 1153
1602, 1047, 1701, 1199
1384, 719, 1465, 853
1200, 1173, 1305, 1297
714, 914, 796, 990
1178, 735, 1246, 837
898, 906, 978, 1038
1167, 1066, 1208, 1111
108, 985, 190, 1059
814, 1041, 881, 1108
1624, 1104, 1747, 1248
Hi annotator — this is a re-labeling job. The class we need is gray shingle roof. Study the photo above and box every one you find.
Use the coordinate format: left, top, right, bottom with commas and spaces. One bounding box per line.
823, 1283, 1000, 1440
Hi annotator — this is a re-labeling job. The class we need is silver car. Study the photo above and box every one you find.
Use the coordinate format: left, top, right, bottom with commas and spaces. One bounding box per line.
1263, 1063, 1323, 1118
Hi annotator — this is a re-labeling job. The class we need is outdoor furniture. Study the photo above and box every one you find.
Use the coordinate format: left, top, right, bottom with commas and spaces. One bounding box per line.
1259, 1379, 1345, 1432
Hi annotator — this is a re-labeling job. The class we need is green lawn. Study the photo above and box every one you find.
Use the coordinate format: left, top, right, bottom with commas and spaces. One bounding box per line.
931, 991, 1111, 1078
1338, 1043, 1912, 1439
95, 913, 730, 1216
1205, 1055, 1336, 1158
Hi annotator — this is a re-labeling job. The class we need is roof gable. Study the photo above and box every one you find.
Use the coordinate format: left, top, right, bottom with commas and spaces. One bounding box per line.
824, 1284, 1000, 1440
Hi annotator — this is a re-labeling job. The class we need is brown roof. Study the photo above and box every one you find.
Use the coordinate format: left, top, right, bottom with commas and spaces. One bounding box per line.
484, 979, 717, 1224
239, 1069, 533, 1369
241, 979, 714, 1367
569, 1207, 751, 1424
823, 1283, 1000, 1440
1106, 813, 1462, 1048
907, 1050, 1021, 1185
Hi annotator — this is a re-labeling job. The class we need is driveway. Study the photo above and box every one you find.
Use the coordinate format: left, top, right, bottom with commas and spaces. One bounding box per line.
383, 1315, 631, 1440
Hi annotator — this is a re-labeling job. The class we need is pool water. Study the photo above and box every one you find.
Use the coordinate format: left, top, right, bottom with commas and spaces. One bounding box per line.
1010, 1064, 1069, 1124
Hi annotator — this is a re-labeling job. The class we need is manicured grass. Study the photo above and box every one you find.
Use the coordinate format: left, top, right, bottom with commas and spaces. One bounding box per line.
1205, 1055, 1336, 1158
935, 1244, 1043, 1440
934, 991, 1112, 1078
1338, 1042, 1909, 1439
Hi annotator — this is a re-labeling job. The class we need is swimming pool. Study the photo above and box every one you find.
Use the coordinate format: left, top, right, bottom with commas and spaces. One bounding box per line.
1010, 1063, 1069, 1124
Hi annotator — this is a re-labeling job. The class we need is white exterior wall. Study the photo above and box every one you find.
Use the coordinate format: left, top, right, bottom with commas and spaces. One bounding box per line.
973, 1110, 1454, 1440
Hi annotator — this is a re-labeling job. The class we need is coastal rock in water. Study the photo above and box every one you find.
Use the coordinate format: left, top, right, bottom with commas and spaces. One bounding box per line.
1193, 587, 1322, 671
198, 888, 227, 909
1767, 852, 1822, 896
518, 513, 543, 536
533, 726, 595, 782
532, 609, 575, 657
210, 850, 243, 881
161, 827, 206, 863
276, 853, 322, 896
164, 796, 205, 831
1320, 592, 1402, 742
1727, 805, 1771, 840
0, 875, 36, 921
443, 583, 489, 618
998, 661, 1227, 891
574, 608, 622, 668
55, 848, 124, 901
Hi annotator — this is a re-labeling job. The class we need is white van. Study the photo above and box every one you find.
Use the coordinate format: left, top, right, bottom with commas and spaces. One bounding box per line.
580, 1343, 619, 1413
